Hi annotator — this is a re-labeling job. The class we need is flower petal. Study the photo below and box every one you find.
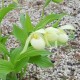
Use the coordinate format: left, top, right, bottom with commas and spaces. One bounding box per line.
35, 29, 45, 34
31, 36, 45, 50
45, 27, 59, 33
45, 27, 58, 42
60, 24, 75, 30
58, 33, 68, 43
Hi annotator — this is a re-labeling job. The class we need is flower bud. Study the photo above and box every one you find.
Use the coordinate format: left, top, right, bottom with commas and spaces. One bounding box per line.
45, 27, 58, 42
30, 34, 45, 50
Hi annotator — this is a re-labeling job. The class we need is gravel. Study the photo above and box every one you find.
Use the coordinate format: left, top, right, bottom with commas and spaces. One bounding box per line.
0, 0, 80, 80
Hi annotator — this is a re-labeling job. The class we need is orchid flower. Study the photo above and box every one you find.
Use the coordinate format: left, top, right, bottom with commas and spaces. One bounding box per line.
21, 24, 75, 54
30, 33, 45, 50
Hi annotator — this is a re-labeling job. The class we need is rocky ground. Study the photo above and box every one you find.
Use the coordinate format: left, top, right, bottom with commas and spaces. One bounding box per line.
0, 0, 80, 80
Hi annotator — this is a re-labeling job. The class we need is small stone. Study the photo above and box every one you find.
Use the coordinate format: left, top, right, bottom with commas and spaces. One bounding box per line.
36, 1, 43, 6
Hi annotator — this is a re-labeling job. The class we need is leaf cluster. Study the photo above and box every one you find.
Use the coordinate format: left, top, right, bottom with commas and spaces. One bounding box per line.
0, 0, 65, 80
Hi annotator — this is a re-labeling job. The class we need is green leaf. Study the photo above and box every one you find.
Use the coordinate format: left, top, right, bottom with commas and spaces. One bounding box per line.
19, 47, 51, 59
14, 57, 29, 72
53, 18, 62, 28
25, 13, 34, 32
20, 14, 26, 30
29, 56, 53, 68
52, 0, 64, 3
13, 24, 27, 44
69, 31, 75, 40
0, 36, 2, 41
34, 13, 65, 30
20, 13, 33, 33
44, 0, 51, 8
6, 73, 18, 80
0, 59, 13, 74
0, 43, 9, 55
0, 73, 6, 80
53, 13, 67, 28
69, 33, 75, 40
10, 47, 22, 64
0, 36, 8, 44
0, 3, 17, 23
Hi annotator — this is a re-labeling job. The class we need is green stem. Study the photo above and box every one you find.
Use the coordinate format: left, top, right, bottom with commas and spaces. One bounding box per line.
20, 33, 33, 54
23, 66, 27, 76
12, 73, 17, 80
42, 8, 45, 18
44, 35, 51, 47
70, 30, 75, 40
4, 54, 7, 60
6, 72, 17, 80
19, 70, 23, 80
2, 0, 4, 8
55, 41, 58, 48
39, 7, 45, 21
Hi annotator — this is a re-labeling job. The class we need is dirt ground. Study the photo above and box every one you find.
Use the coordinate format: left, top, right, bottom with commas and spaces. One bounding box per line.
0, 0, 80, 80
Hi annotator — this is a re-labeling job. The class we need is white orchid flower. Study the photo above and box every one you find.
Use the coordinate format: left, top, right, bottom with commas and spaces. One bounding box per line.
21, 24, 73, 54
30, 33, 45, 50
45, 27, 58, 42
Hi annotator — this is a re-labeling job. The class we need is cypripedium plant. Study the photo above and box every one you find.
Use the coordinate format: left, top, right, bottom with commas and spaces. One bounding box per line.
21, 24, 75, 54
0, 0, 76, 80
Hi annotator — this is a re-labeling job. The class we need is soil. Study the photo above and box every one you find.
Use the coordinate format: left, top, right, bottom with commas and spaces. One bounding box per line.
0, 0, 80, 80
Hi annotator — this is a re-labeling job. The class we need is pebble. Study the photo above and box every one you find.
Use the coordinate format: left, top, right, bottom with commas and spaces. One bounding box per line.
0, 0, 80, 80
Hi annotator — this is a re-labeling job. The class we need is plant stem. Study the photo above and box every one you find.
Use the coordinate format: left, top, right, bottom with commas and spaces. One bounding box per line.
20, 33, 33, 54
6, 72, 17, 80
12, 73, 17, 80
41, 7, 45, 19
55, 41, 58, 48
44, 35, 51, 47
4, 54, 7, 60
39, 7, 45, 22
2, 0, 4, 8
19, 70, 23, 80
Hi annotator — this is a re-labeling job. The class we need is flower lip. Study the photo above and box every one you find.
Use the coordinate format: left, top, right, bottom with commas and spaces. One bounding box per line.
30, 33, 45, 50
32, 33, 39, 39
